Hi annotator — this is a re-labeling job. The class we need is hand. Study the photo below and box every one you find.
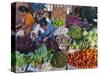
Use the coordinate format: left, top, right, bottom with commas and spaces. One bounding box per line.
32, 33, 37, 38
43, 37, 48, 42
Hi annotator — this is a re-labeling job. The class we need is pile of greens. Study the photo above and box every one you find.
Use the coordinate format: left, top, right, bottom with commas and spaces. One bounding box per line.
53, 19, 65, 27
68, 25, 82, 39
70, 27, 97, 49
30, 44, 54, 67
30, 44, 48, 67
50, 51, 67, 68
11, 51, 28, 70
12, 44, 54, 72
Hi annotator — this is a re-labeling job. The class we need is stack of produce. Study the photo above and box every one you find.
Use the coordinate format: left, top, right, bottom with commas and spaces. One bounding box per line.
66, 16, 81, 27
53, 19, 65, 27
11, 51, 29, 72
13, 44, 54, 72
16, 51, 28, 69
30, 44, 48, 67
56, 34, 71, 49
54, 26, 69, 36
68, 48, 97, 69
51, 7, 66, 19
50, 51, 67, 68
46, 38, 59, 50
66, 16, 94, 30
68, 25, 82, 39
16, 36, 37, 54
80, 18, 93, 31
70, 27, 97, 49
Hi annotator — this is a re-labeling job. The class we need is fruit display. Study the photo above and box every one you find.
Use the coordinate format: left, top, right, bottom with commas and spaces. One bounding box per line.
51, 7, 66, 19
50, 51, 67, 68
53, 18, 65, 27
68, 25, 82, 39
68, 48, 97, 69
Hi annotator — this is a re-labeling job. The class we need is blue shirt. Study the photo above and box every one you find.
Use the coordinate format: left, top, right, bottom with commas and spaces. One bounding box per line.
44, 23, 55, 38
38, 23, 55, 40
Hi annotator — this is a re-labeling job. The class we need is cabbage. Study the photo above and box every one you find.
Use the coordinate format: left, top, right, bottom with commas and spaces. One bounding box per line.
83, 31, 88, 36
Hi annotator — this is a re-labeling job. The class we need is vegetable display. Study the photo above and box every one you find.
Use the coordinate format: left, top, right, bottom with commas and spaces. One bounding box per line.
54, 26, 69, 36
12, 51, 36, 72
13, 3, 98, 73
66, 16, 81, 27
70, 27, 97, 49
68, 25, 82, 39
30, 44, 48, 67
14, 51, 28, 70
81, 19, 93, 31
68, 48, 97, 69
56, 34, 71, 49
53, 19, 65, 27
16, 36, 37, 54
50, 51, 67, 68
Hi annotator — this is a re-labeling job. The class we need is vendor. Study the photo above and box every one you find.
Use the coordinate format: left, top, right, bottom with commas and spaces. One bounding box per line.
39, 17, 55, 42
42, 11, 52, 25
18, 6, 35, 37
31, 17, 55, 45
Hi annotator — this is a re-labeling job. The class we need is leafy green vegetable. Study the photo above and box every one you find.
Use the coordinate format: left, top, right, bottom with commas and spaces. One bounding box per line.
53, 19, 65, 27
68, 25, 82, 39
30, 44, 48, 66
15, 51, 28, 68
70, 27, 97, 49
50, 51, 67, 68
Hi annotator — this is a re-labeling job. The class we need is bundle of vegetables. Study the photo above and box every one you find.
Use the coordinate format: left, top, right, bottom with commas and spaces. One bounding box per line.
83, 28, 97, 48
70, 40, 91, 50
16, 36, 37, 54
70, 27, 97, 49
66, 16, 94, 30
56, 34, 71, 49
30, 44, 48, 67
68, 48, 97, 69
66, 16, 81, 27
53, 18, 65, 27
14, 51, 28, 69
52, 7, 66, 19
12, 51, 40, 72
46, 38, 59, 50
68, 25, 82, 39
54, 26, 69, 36
80, 18, 93, 31
50, 51, 67, 68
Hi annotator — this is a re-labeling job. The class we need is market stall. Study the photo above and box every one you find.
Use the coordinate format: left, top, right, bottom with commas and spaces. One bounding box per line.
11, 2, 97, 73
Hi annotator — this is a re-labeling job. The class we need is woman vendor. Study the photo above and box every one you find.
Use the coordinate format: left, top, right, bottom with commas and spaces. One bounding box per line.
18, 6, 35, 37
